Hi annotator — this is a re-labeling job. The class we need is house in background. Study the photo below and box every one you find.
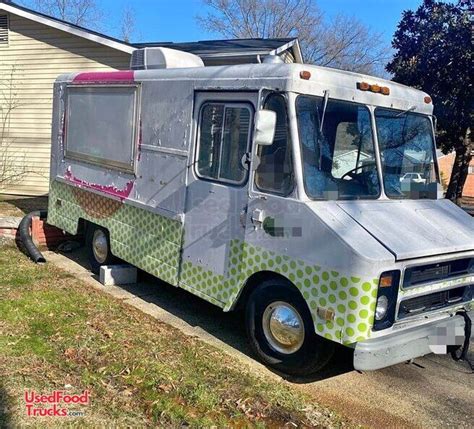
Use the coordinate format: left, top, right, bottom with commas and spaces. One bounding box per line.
0, 0, 302, 196
136, 38, 302, 65
0, 0, 132, 196
437, 150, 474, 198
466, 156, 474, 197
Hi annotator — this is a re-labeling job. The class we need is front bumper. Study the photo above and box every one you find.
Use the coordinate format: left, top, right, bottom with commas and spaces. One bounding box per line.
353, 310, 473, 371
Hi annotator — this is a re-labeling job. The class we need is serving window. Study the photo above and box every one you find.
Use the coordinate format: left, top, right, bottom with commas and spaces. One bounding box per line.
65, 85, 139, 172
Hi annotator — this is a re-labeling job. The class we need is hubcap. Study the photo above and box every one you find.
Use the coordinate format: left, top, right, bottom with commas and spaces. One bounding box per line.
262, 301, 305, 354
92, 230, 108, 264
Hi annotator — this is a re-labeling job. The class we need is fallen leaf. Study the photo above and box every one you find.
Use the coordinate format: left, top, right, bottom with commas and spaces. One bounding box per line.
64, 348, 76, 358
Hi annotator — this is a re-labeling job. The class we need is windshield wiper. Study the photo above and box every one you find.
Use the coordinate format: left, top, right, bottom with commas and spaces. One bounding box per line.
319, 90, 330, 132
396, 105, 416, 117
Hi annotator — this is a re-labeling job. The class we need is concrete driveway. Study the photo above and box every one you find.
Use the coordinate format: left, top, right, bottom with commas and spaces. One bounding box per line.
46, 249, 474, 429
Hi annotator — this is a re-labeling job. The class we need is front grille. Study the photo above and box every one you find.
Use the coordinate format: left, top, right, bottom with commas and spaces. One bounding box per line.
398, 285, 472, 319
403, 258, 473, 288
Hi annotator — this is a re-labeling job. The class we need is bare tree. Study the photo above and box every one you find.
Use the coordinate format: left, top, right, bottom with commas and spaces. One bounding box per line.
198, 0, 388, 74
306, 14, 387, 74
22, 0, 103, 28
0, 65, 27, 191
120, 4, 137, 43
199, 0, 322, 40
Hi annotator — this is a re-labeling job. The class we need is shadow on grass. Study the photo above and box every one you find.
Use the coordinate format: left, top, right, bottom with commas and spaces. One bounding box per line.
58, 247, 355, 383
0, 196, 48, 216
0, 383, 13, 428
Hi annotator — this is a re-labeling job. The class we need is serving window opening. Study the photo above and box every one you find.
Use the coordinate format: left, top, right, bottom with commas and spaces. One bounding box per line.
65, 85, 139, 173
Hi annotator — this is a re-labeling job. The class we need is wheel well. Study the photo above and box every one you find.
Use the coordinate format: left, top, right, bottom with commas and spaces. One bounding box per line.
77, 218, 87, 235
81, 220, 110, 244
233, 271, 303, 312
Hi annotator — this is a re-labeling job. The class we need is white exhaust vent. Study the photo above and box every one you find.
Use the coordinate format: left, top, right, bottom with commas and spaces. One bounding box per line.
130, 47, 204, 70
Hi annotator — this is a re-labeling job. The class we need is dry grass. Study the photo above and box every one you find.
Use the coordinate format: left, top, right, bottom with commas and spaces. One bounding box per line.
0, 246, 345, 428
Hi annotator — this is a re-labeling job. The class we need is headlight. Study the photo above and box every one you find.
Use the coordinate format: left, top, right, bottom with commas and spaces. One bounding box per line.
375, 295, 388, 320
373, 270, 400, 331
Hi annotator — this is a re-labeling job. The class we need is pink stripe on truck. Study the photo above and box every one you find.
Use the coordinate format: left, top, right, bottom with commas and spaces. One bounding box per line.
73, 71, 135, 83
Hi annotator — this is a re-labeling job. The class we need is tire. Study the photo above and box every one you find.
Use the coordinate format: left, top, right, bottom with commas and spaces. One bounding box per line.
85, 224, 115, 274
245, 279, 335, 376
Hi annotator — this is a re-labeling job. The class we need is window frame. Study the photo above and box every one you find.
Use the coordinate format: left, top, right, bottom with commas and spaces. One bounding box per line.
295, 94, 381, 201
195, 101, 254, 186
64, 84, 140, 174
254, 92, 295, 197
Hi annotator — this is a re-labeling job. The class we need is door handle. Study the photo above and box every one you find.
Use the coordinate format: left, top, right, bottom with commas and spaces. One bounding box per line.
251, 209, 265, 225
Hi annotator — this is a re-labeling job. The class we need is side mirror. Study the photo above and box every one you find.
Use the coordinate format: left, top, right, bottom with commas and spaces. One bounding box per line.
254, 110, 276, 146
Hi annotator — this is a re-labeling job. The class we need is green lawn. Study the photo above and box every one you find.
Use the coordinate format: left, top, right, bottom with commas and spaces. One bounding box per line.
0, 246, 344, 428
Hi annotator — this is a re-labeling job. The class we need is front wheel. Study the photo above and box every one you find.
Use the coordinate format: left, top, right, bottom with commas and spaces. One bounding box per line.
85, 224, 115, 274
245, 279, 335, 376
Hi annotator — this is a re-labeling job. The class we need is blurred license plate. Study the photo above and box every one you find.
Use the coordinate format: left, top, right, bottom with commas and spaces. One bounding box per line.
428, 322, 465, 354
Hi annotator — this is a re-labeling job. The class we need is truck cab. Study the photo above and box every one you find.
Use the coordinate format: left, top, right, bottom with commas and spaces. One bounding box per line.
47, 48, 474, 375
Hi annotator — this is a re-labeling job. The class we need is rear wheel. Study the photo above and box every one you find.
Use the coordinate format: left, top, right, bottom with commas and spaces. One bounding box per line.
245, 279, 335, 376
85, 224, 115, 274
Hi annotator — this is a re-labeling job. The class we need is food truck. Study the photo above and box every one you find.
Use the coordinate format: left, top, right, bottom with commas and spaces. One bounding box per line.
47, 47, 474, 375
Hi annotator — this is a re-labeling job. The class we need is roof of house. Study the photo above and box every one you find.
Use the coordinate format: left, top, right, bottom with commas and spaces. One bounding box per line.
0, 0, 135, 53
0, 0, 302, 63
134, 38, 303, 63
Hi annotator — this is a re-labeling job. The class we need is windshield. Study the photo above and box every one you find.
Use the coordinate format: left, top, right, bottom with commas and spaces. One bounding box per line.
375, 108, 438, 199
296, 95, 380, 200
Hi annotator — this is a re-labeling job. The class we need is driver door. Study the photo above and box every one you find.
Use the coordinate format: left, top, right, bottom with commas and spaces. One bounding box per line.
180, 91, 258, 306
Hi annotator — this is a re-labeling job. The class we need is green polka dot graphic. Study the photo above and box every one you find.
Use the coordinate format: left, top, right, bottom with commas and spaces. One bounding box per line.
49, 180, 379, 345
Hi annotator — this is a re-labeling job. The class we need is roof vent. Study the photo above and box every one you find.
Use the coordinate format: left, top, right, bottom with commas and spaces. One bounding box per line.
0, 14, 8, 45
130, 47, 204, 70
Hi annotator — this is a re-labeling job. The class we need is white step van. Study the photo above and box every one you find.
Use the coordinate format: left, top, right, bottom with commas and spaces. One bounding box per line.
47, 48, 474, 375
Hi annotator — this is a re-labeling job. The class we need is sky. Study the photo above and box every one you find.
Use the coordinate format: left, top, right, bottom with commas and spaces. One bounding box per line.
98, 0, 426, 45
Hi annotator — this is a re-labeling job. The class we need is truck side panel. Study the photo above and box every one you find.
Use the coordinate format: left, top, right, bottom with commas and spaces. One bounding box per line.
48, 180, 183, 285
47, 77, 196, 285
49, 79, 193, 219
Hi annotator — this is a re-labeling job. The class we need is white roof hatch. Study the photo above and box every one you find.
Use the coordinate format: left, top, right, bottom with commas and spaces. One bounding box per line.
130, 47, 204, 70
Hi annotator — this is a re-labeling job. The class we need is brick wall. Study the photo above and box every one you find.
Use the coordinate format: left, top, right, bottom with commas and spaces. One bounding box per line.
464, 159, 474, 197
437, 152, 474, 197
438, 153, 455, 190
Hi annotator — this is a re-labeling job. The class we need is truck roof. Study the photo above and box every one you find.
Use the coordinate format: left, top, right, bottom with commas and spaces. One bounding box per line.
57, 63, 433, 115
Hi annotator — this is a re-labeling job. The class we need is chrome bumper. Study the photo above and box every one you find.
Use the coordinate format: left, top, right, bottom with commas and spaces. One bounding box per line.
353, 310, 473, 371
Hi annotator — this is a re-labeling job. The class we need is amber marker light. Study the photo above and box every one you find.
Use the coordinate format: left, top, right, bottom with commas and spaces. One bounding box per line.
381, 86, 390, 95
424, 96, 432, 104
300, 70, 311, 80
379, 272, 394, 288
317, 307, 335, 321
357, 81, 370, 91
370, 84, 381, 93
